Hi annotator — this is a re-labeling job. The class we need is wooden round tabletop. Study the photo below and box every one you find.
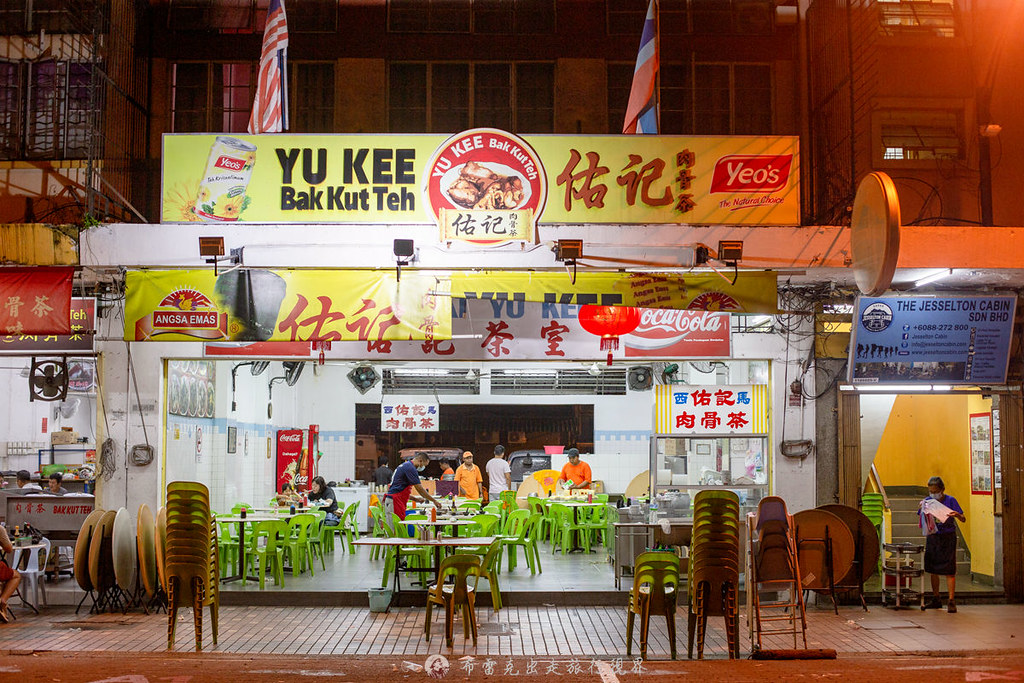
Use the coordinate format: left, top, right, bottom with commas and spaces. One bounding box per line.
793, 508, 855, 592
818, 504, 881, 585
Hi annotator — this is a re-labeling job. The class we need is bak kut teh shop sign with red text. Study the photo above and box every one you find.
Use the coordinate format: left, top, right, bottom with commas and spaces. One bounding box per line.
161, 131, 799, 226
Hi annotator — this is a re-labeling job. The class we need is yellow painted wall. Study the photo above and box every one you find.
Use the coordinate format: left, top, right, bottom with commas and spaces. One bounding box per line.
871, 394, 995, 577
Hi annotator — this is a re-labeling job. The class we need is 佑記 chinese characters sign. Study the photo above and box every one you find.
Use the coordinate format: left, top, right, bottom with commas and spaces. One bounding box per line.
382, 398, 439, 431
124, 270, 450, 342
655, 384, 769, 436
161, 132, 799, 226
0, 266, 73, 336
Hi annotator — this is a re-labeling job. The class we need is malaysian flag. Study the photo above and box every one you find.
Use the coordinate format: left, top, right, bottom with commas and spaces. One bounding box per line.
622, 0, 659, 134
248, 0, 289, 134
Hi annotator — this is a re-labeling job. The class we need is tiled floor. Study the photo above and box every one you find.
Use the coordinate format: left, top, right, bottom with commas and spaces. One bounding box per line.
2, 602, 1022, 658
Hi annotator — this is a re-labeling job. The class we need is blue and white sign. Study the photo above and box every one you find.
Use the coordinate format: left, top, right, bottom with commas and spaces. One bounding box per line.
850, 294, 1017, 385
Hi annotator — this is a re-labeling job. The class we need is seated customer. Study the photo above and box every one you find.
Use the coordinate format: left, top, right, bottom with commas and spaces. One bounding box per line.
47, 472, 68, 495
275, 482, 301, 506
309, 476, 340, 526
441, 460, 455, 481
0, 524, 21, 623
16, 471, 41, 492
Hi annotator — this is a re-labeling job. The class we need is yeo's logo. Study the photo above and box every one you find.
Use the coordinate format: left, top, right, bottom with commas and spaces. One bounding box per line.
214, 155, 245, 172
710, 154, 793, 193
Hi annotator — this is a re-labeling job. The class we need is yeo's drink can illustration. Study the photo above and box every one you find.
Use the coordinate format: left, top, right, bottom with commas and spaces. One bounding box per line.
195, 136, 257, 222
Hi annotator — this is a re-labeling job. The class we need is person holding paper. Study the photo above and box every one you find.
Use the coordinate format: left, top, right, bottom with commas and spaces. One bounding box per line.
920, 476, 966, 612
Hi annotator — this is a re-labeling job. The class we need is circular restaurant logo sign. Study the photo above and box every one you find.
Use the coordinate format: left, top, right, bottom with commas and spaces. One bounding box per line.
423, 128, 547, 244
861, 301, 894, 332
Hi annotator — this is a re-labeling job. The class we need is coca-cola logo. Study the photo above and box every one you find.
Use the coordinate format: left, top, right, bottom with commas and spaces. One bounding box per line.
279, 434, 302, 442
635, 309, 725, 335
214, 155, 245, 172
710, 154, 792, 194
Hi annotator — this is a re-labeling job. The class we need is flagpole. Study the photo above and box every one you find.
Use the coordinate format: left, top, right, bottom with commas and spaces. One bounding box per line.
654, 0, 661, 132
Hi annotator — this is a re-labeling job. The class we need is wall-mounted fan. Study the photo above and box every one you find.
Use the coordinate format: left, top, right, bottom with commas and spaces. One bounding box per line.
347, 365, 380, 395
282, 361, 305, 386
689, 361, 721, 374
251, 361, 270, 376
30, 357, 69, 402
56, 397, 81, 419
627, 366, 654, 391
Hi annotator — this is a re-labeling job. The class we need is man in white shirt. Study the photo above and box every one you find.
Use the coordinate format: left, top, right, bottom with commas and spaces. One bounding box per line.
16, 470, 41, 491
485, 444, 512, 501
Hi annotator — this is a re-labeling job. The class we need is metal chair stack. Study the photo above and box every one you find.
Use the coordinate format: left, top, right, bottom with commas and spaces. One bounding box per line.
746, 496, 806, 652
687, 489, 741, 659
165, 481, 219, 651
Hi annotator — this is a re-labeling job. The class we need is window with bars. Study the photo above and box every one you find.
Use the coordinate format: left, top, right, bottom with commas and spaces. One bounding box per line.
388, 0, 555, 34
171, 62, 253, 133
607, 0, 773, 36
289, 63, 334, 132
879, 110, 962, 161
389, 62, 554, 133
878, 0, 957, 38
608, 61, 772, 135
0, 60, 99, 160
0, 0, 91, 34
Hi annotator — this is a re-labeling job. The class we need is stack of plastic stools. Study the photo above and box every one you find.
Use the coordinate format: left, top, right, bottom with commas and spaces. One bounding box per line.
165, 481, 219, 651
687, 490, 741, 659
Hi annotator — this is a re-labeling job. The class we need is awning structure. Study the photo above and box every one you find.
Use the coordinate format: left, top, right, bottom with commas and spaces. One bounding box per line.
123, 269, 778, 342
0, 266, 74, 335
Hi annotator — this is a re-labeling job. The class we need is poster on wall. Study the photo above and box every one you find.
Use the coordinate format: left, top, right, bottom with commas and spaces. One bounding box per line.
969, 412, 993, 495
167, 360, 216, 418
276, 429, 311, 492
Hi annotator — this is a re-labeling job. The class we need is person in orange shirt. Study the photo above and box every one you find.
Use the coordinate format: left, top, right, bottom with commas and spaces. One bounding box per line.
454, 451, 483, 500
558, 448, 593, 491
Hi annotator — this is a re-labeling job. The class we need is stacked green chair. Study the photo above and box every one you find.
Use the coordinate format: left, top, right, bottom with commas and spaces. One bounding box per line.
604, 503, 618, 550
687, 490, 741, 660
860, 492, 885, 574
215, 519, 239, 578
165, 481, 219, 652
626, 551, 680, 660
246, 519, 287, 589
483, 501, 504, 517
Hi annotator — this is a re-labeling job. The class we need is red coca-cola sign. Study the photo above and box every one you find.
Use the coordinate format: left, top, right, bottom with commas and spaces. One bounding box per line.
624, 309, 731, 358
710, 154, 792, 193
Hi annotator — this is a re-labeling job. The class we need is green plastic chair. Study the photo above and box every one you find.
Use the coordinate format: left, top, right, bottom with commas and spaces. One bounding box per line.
499, 490, 518, 519
473, 540, 503, 611
246, 519, 287, 589
458, 500, 482, 512
627, 551, 681, 660
215, 520, 239, 578
549, 503, 591, 555
424, 554, 481, 647
307, 512, 328, 572
340, 500, 361, 552
527, 496, 553, 543
470, 513, 500, 536
380, 512, 432, 587
604, 503, 618, 550
497, 509, 533, 573
282, 513, 317, 577
368, 505, 387, 560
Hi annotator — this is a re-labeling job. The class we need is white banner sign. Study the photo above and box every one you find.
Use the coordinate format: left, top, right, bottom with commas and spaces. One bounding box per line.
654, 384, 769, 436
382, 398, 440, 431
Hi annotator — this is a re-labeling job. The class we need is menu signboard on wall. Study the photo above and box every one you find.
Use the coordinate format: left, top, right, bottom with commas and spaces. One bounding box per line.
969, 412, 993, 495
849, 295, 1017, 385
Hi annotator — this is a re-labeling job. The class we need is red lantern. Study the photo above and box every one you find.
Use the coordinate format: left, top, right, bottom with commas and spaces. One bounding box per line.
577, 305, 640, 366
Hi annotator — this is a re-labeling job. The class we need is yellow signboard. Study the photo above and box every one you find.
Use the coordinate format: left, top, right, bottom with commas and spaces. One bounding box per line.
124, 270, 450, 342
162, 132, 799, 226
450, 271, 778, 314
439, 208, 534, 243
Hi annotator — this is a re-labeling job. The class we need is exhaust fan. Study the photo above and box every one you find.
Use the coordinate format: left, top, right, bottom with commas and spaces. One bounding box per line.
30, 357, 69, 402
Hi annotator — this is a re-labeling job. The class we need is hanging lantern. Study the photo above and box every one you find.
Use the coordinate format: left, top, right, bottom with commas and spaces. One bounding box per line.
577, 305, 640, 366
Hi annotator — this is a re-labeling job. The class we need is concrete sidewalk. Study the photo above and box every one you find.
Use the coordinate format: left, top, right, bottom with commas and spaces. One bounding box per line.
1, 601, 1022, 658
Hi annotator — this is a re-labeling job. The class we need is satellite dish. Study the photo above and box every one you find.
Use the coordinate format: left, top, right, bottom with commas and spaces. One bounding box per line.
627, 366, 654, 391
283, 361, 305, 387
250, 361, 270, 376
30, 357, 69, 402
